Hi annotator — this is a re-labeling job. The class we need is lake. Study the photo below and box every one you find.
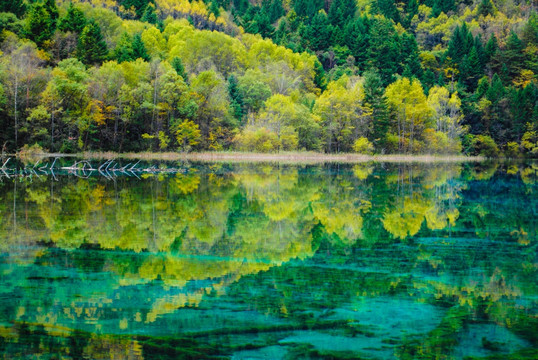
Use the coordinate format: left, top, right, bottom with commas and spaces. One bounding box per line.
0, 159, 536, 359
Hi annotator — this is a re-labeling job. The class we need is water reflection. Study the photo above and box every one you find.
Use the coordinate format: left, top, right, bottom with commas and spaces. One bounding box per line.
0, 161, 536, 359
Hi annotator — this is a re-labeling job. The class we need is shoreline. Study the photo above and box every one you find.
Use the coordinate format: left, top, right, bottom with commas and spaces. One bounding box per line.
10, 151, 488, 163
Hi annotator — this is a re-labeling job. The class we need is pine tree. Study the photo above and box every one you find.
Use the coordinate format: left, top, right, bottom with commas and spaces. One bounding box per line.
373, 0, 400, 23
313, 59, 328, 91
400, 33, 423, 80
58, 3, 87, 33
132, 33, 150, 61
404, 0, 419, 28
44, 0, 59, 28
461, 47, 483, 91
522, 12, 538, 45
77, 20, 108, 65
114, 33, 134, 62
477, 0, 495, 17
24, 3, 54, 47
344, 16, 370, 69
141, 3, 158, 25
363, 70, 390, 152
328, 0, 356, 29
304, 10, 332, 51
209, 0, 220, 17
0, 0, 25, 18
171, 57, 187, 82
228, 74, 244, 122
487, 73, 505, 103
497, 31, 526, 80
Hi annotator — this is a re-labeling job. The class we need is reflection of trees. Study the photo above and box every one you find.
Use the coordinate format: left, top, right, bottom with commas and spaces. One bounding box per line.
382, 164, 463, 239
0, 160, 537, 357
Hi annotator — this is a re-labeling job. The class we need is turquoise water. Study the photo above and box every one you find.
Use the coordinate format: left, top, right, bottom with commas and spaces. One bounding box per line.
0, 160, 536, 359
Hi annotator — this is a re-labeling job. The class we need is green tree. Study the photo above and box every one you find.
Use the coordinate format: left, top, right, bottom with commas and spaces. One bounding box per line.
303, 10, 332, 52
44, 0, 58, 27
0, 0, 25, 18
58, 3, 87, 34
77, 20, 108, 65
228, 74, 244, 122
328, 0, 356, 29
24, 3, 55, 47
363, 70, 390, 152
171, 57, 187, 81
477, 0, 495, 17
141, 3, 159, 25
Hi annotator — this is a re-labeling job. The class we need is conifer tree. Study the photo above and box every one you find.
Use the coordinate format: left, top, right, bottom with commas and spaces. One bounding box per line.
58, 3, 87, 33
132, 33, 150, 61
24, 3, 54, 47
77, 20, 108, 65
0, 0, 25, 18
171, 57, 187, 82
228, 74, 244, 122
364, 70, 390, 152
44, 0, 59, 27
477, 0, 495, 17
141, 3, 158, 25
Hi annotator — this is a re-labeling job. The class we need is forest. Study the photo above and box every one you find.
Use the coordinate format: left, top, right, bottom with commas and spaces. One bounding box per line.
0, 0, 537, 156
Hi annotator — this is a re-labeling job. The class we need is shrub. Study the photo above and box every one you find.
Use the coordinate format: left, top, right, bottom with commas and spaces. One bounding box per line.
504, 142, 520, 158
471, 135, 499, 158
352, 137, 374, 155
234, 127, 281, 153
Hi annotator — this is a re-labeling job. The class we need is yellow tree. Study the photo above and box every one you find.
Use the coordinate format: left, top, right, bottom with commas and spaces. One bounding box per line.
426, 86, 465, 154
385, 77, 433, 153
313, 76, 372, 153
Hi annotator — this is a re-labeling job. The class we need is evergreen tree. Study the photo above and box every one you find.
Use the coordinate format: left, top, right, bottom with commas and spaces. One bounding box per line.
461, 47, 483, 91
141, 3, 158, 25
363, 70, 390, 152
328, 0, 356, 29
120, 0, 151, 18
504, 31, 525, 69
171, 57, 188, 82
404, 0, 419, 28
293, 0, 324, 19
432, 0, 455, 17
522, 12, 538, 45
400, 33, 423, 80
266, 0, 283, 23
344, 16, 370, 69
368, 18, 400, 85
477, 0, 495, 17
373, 0, 400, 23
58, 3, 87, 33
132, 33, 150, 61
24, 3, 54, 47
228, 74, 244, 122
232, 0, 250, 16
114, 32, 134, 62
487, 73, 505, 103
77, 20, 108, 65
44, 0, 59, 28
313, 59, 328, 91
209, 0, 220, 17
484, 33, 498, 67
303, 10, 332, 52
0, 0, 25, 18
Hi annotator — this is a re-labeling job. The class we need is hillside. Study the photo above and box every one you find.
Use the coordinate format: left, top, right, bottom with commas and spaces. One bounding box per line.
0, 0, 537, 156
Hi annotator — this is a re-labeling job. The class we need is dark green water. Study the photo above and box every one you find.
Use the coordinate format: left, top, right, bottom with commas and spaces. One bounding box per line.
0, 160, 536, 359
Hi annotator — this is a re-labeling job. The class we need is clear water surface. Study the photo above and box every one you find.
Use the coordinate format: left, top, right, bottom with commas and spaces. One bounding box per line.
0, 159, 536, 359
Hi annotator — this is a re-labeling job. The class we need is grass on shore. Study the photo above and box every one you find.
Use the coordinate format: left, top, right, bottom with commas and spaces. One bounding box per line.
74, 151, 485, 163
7, 150, 486, 164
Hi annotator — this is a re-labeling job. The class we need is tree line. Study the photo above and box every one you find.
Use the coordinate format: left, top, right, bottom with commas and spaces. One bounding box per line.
0, 0, 537, 156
